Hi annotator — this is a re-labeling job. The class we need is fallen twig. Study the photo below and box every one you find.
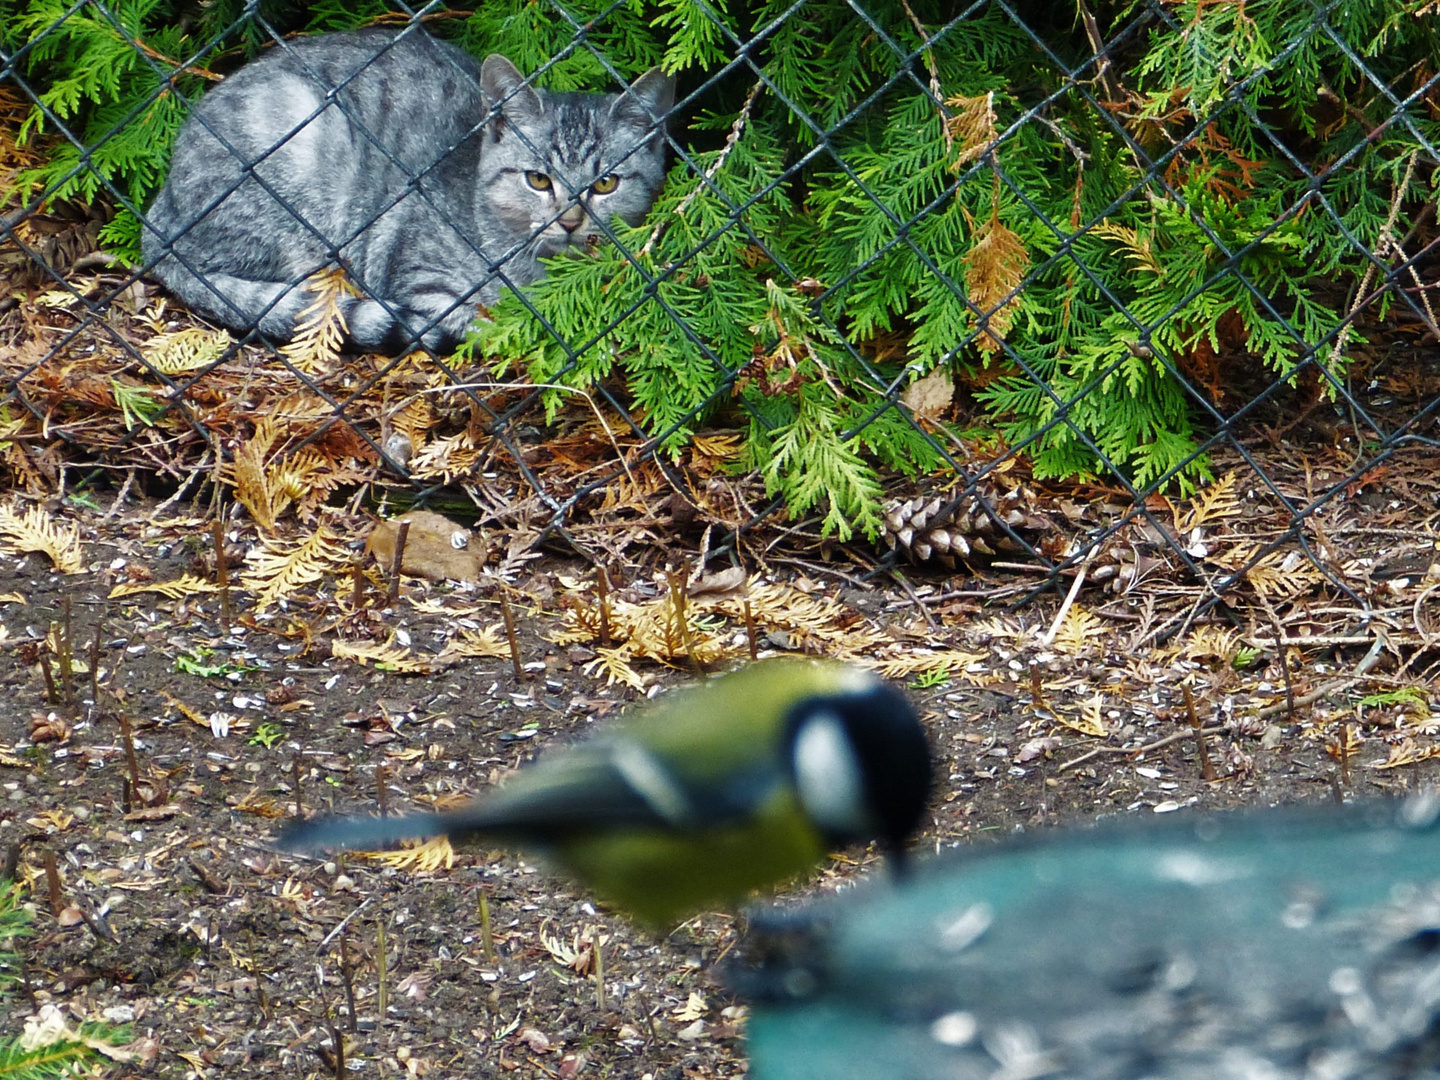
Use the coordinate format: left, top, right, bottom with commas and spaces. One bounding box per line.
1253, 631, 1387, 719
1057, 724, 1228, 773
1041, 545, 1099, 647
319, 897, 374, 952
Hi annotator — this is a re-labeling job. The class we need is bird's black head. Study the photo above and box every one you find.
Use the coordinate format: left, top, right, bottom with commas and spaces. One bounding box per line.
783, 676, 932, 855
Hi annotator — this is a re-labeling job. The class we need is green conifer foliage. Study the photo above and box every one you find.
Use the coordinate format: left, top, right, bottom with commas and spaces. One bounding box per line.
5, 0, 1437, 534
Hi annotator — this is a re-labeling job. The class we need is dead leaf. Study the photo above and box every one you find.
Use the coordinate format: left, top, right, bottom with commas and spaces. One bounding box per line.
963, 208, 1029, 352
674, 1019, 708, 1041
0, 501, 85, 573
280, 267, 359, 374
242, 521, 352, 611
1054, 695, 1108, 737
673, 991, 707, 1022
944, 91, 997, 169
899, 367, 955, 423
109, 573, 220, 600
1016, 736, 1061, 763
332, 637, 453, 674
143, 327, 233, 373
396, 971, 433, 1001
517, 1029, 552, 1054
1371, 737, 1435, 770
363, 834, 455, 871
688, 566, 748, 597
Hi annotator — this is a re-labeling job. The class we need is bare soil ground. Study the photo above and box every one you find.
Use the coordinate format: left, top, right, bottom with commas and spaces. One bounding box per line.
3, 475, 1439, 1080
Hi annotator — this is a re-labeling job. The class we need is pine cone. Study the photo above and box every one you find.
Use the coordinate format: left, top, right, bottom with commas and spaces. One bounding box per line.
881, 487, 1045, 568
1087, 538, 1169, 594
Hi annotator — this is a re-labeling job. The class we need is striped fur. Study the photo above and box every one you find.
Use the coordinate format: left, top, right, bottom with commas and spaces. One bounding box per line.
143, 29, 673, 353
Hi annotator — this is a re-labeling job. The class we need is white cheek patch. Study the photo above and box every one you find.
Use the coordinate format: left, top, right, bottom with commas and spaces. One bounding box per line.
793, 712, 871, 837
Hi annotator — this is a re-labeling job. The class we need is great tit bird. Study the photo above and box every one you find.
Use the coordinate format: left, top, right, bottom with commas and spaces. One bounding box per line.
277, 659, 932, 926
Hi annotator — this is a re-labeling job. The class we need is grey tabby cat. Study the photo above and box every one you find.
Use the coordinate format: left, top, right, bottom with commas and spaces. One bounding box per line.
143, 29, 673, 353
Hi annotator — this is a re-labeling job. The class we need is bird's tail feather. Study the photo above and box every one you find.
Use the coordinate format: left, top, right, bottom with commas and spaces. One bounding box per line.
277, 811, 452, 854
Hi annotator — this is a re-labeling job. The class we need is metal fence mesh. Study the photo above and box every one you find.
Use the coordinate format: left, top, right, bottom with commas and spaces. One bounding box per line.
2, 0, 1438, 646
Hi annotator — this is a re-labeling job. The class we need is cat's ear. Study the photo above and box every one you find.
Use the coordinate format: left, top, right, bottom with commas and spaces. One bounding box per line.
481, 54, 544, 127
611, 68, 675, 130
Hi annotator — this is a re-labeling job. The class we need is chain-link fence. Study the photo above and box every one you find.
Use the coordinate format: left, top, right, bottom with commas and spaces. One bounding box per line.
2, 0, 1438, 644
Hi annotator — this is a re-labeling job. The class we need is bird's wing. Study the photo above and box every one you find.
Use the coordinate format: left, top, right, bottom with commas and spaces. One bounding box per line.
277, 736, 783, 855
440, 736, 783, 842
456, 659, 859, 843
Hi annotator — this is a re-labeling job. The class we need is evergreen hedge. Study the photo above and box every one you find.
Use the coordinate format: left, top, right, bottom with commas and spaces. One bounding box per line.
5, 1, 1437, 538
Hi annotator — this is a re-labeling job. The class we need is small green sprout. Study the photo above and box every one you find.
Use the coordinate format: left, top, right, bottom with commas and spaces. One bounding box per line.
249, 722, 286, 749
1231, 646, 1262, 670
175, 648, 257, 678
911, 668, 951, 690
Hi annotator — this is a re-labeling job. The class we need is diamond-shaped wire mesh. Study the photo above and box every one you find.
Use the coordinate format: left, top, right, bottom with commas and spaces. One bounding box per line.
1, 0, 1438, 642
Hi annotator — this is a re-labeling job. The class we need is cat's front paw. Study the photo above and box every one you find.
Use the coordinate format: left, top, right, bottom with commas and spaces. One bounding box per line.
345, 297, 471, 355
344, 298, 408, 352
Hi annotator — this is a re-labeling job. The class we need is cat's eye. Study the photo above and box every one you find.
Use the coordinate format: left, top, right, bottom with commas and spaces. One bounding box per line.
525, 171, 553, 191
592, 174, 620, 195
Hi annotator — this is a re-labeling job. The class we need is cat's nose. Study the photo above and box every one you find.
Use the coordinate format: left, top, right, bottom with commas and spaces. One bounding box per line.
557, 205, 586, 233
